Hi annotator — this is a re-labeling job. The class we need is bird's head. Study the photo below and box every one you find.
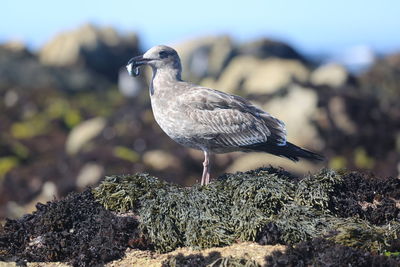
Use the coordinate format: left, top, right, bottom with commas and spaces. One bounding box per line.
126, 45, 182, 78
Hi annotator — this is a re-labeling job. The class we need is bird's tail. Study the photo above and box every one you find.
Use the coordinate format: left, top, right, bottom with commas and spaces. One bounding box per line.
243, 141, 324, 162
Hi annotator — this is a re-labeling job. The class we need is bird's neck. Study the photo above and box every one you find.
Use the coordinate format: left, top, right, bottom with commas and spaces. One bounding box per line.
150, 66, 182, 96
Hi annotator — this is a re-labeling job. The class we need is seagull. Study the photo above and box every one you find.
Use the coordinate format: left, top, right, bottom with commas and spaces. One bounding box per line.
126, 45, 323, 185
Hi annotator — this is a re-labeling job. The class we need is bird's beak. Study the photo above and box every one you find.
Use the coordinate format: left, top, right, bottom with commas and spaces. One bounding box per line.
126, 55, 150, 77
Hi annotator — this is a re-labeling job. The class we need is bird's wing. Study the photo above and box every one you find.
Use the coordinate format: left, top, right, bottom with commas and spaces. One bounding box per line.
177, 86, 287, 148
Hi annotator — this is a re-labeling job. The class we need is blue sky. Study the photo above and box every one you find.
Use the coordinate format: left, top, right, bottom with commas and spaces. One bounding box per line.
1, 0, 400, 55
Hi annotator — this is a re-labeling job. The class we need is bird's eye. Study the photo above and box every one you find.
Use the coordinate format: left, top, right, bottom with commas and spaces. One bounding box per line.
159, 51, 169, 59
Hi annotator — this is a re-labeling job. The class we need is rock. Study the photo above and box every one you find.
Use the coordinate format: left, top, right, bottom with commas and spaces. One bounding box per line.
205, 56, 256, 93
244, 58, 310, 94
310, 63, 349, 88
142, 149, 179, 171
66, 117, 106, 155
213, 56, 309, 94
359, 52, 400, 107
0, 44, 111, 92
263, 85, 322, 148
76, 163, 104, 189
238, 38, 307, 62
0, 45, 54, 91
39, 23, 140, 81
328, 96, 357, 134
3, 90, 18, 108
2, 40, 29, 53
175, 36, 308, 85
174, 35, 234, 82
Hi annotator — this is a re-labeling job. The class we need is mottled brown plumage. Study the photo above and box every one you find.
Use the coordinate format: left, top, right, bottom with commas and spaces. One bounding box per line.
127, 45, 323, 185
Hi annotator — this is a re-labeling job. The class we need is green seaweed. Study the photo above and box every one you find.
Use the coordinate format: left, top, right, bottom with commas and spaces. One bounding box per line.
294, 168, 343, 211
92, 167, 400, 256
273, 204, 338, 244
139, 186, 235, 252
330, 219, 400, 253
92, 173, 168, 212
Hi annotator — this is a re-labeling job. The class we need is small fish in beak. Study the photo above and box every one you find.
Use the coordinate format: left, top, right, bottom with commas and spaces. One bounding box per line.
126, 63, 140, 77
126, 55, 150, 77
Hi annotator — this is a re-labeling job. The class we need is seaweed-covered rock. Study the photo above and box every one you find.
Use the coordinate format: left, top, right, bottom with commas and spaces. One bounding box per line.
92, 173, 169, 212
2, 167, 400, 265
93, 167, 400, 255
0, 189, 138, 266
266, 238, 400, 267
332, 171, 400, 224
139, 185, 235, 252
217, 168, 295, 216
329, 219, 400, 253
294, 169, 343, 211
272, 204, 337, 244
162, 252, 261, 267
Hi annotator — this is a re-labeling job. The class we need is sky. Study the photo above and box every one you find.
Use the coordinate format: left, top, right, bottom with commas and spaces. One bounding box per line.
1, 0, 400, 56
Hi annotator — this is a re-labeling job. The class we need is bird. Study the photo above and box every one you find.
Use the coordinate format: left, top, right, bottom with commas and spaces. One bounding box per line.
126, 45, 323, 185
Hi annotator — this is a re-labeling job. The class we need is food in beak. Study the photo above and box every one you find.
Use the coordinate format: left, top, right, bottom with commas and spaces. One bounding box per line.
126, 63, 141, 77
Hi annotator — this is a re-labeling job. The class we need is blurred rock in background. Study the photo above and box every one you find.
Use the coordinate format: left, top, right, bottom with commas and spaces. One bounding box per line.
0, 24, 399, 220
39, 23, 139, 81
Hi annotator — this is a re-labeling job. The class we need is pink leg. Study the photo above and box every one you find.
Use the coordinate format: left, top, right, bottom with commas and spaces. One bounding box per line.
201, 150, 211, 185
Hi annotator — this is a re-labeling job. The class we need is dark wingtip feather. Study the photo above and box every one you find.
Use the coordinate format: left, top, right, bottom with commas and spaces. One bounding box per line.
241, 141, 324, 162
285, 142, 325, 162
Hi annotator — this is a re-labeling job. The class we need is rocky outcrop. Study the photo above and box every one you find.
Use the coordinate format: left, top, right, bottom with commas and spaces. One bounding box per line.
175, 36, 308, 84
207, 56, 309, 95
0, 44, 111, 92
237, 38, 307, 62
175, 35, 235, 82
1, 168, 399, 266
39, 24, 140, 81
310, 63, 349, 88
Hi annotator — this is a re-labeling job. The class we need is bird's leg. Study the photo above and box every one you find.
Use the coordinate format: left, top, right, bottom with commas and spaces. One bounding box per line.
201, 150, 211, 185
205, 153, 211, 185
